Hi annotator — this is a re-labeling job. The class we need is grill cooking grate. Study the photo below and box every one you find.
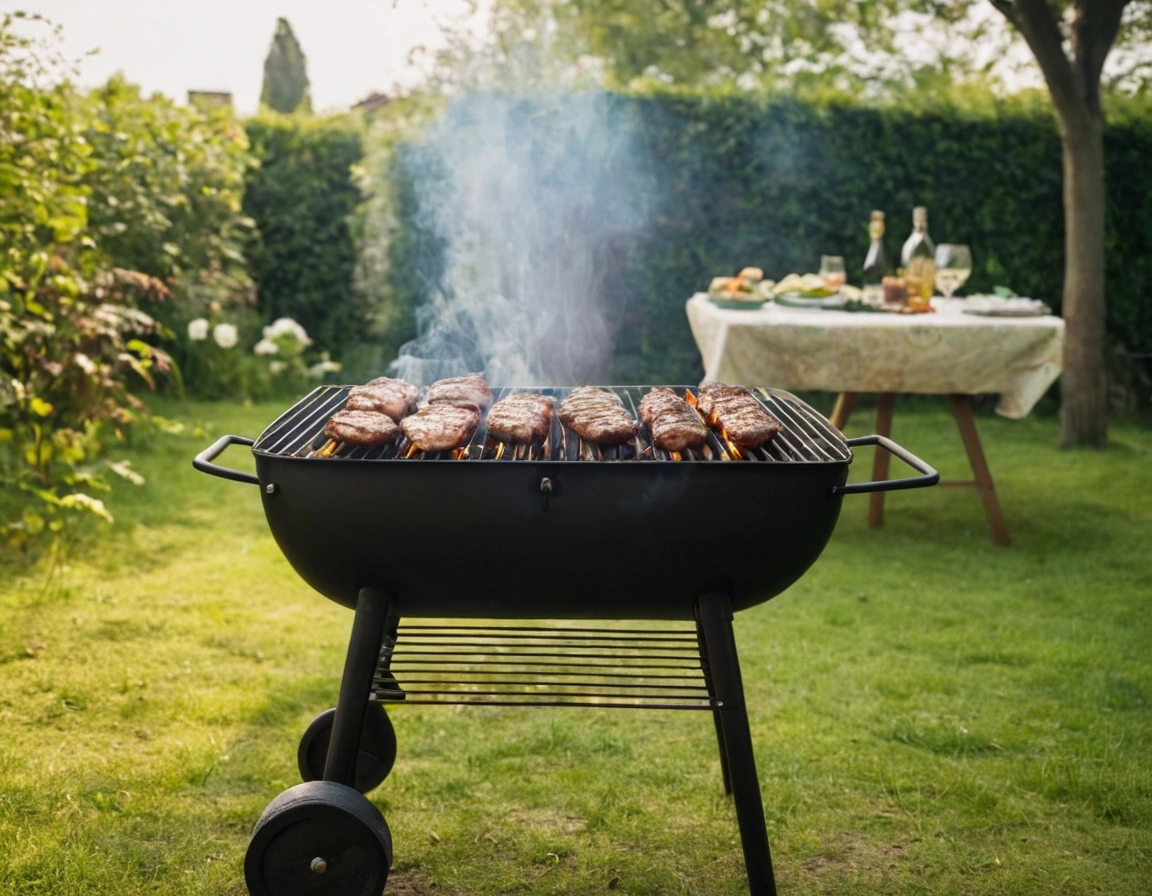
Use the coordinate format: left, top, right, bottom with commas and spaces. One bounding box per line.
371, 623, 717, 709
252, 385, 851, 464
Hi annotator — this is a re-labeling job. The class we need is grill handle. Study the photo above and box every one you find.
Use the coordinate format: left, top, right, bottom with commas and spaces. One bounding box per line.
834, 435, 940, 495
193, 434, 259, 485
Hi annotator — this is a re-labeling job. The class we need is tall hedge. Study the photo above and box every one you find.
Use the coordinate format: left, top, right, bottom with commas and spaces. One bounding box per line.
243, 114, 363, 357
387, 91, 1152, 385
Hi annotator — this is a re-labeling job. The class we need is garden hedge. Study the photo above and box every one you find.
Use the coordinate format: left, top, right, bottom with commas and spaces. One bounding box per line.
385, 90, 1152, 385
243, 114, 364, 359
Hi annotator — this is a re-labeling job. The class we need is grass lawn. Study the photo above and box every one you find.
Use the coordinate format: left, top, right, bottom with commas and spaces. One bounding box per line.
1, 396, 1150, 895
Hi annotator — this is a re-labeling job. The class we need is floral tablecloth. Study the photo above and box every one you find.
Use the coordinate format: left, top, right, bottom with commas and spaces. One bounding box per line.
685, 294, 1065, 419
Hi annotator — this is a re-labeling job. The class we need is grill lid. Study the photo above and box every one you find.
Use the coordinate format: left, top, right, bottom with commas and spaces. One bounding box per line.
252, 385, 850, 464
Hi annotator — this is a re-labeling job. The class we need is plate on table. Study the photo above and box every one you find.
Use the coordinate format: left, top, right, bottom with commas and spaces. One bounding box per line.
962, 297, 1052, 317
774, 291, 846, 310
708, 293, 769, 310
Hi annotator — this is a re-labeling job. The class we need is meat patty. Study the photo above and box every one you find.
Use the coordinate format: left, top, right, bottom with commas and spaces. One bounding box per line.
486, 392, 553, 444
345, 377, 419, 420
425, 374, 493, 409
401, 400, 481, 452
558, 387, 639, 446
639, 387, 709, 452
323, 409, 399, 446
696, 383, 782, 449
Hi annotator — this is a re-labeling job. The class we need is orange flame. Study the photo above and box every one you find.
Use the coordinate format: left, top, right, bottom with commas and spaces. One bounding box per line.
401, 442, 419, 459
494, 442, 506, 460
452, 447, 468, 460
669, 450, 683, 461
316, 439, 338, 458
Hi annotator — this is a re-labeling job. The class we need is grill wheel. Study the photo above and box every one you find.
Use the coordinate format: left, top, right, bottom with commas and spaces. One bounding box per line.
244, 780, 392, 896
297, 704, 397, 794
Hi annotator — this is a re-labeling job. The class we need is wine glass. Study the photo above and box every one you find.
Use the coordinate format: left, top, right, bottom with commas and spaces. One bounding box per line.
819, 255, 846, 292
934, 244, 972, 299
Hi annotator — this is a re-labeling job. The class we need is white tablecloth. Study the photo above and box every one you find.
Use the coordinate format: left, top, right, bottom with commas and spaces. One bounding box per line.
685, 294, 1065, 419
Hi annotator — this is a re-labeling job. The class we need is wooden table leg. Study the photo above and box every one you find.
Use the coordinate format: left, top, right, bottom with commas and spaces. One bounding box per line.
830, 392, 858, 432
947, 395, 1011, 546
868, 393, 896, 529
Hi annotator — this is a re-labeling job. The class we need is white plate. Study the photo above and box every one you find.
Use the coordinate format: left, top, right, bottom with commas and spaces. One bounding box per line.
774, 291, 846, 309
961, 297, 1052, 317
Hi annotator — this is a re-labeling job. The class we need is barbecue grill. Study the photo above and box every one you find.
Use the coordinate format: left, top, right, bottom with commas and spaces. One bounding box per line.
195, 384, 938, 896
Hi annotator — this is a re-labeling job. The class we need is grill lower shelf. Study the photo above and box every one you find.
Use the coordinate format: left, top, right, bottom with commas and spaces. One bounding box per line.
372, 622, 718, 710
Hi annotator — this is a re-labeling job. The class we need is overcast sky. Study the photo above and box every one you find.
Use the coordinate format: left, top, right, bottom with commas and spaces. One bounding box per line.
13, 0, 488, 113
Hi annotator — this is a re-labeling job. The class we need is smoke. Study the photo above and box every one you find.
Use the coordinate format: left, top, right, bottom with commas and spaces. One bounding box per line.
390, 92, 651, 386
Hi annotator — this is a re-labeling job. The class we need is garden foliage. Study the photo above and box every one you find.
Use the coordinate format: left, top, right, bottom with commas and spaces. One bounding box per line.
243, 114, 366, 360
384, 89, 1152, 384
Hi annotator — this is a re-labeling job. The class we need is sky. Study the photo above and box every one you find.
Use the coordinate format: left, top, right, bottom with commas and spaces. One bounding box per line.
11, 0, 489, 113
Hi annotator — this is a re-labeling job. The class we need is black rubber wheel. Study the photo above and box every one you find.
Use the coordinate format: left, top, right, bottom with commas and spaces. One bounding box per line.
297, 704, 397, 794
244, 781, 392, 896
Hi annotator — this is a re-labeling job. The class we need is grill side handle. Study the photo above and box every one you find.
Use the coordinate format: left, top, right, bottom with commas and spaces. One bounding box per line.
834, 435, 939, 495
193, 435, 259, 485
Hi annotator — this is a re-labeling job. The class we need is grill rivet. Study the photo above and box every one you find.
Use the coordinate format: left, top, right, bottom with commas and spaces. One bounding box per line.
265, 483, 278, 496
310, 857, 327, 874
540, 477, 553, 494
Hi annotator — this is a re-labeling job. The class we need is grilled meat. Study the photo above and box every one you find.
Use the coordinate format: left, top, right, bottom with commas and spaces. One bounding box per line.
323, 409, 399, 446
639, 388, 709, 452
697, 384, 781, 449
486, 392, 553, 444
401, 400, 481, 452
425, 374, 493, 409
345, 377, 419, 420
558, 387, 639, 446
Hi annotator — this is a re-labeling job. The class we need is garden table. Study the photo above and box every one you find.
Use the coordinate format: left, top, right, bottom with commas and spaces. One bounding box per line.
685, 294, 1066, 545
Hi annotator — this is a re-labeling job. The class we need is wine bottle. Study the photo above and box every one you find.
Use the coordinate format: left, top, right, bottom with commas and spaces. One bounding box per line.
861, 210, 889, 303
901, 206, 935, 303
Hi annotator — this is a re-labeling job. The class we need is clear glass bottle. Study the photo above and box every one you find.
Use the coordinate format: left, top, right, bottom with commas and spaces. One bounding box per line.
861, 210, 889, 304
901, 206, 936, 303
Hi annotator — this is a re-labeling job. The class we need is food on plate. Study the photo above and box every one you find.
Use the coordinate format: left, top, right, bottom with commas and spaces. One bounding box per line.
697, 383, 782, 449
558, 387, 640, 445
345, 376, 419, 420
772, 272, 837, 298
708, 266, 773, 301
486, 392, 553, 444
425, 374, 493, 409
323, 409, 399, 446
401, 400, 482, 452
639, 388, 709, 452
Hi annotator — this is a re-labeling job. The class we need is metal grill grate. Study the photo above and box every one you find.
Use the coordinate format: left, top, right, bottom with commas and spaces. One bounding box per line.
371, 623, 717, 710
252, 385, 851, 464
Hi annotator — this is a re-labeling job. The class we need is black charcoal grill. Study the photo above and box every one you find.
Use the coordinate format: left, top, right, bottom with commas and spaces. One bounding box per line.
195, 384, 938, 896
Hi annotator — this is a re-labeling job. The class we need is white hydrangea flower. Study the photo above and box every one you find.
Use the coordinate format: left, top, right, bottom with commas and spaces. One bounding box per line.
74, 352, 97, 375
212, 323, 238, 349
263, 317, 312, 346
308, 360, 342, 378
269, 361, 287, 375
253, 338, 279, 356
187, 318, 210, 341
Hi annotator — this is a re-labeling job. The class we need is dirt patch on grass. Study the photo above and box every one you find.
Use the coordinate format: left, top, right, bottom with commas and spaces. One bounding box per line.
385, 869, 444, 894
799, 831, 911, 876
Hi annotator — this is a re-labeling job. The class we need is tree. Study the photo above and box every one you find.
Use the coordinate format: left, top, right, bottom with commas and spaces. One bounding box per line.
260, 17, 312, 114
483, 0, 1152, 446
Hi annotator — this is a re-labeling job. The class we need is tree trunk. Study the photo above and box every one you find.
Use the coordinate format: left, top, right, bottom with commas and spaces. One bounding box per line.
1057, 109, 1109, 448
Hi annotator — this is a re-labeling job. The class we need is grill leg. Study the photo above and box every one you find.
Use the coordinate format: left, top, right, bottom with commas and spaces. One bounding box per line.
323, 587, 393, 787
712, 710, 733, 795
697, 592, 778, 896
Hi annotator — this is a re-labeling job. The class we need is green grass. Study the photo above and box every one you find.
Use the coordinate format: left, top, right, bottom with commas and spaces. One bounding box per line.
1, 397, 1150, 895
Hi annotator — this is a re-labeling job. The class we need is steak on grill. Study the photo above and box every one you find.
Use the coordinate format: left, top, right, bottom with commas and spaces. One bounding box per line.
697, 384, 782, 449
323, 409, 399, 446
486, 392, 553, 444
558, 387, 639, 446
639, 388, 709, 452
345, 377, 419, 420
425, 375, 493, 409
401, 401, 482, 452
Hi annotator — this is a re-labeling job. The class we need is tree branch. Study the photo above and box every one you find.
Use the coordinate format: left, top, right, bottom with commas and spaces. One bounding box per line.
1072, 0, 1129, 112
995, 0, 1081, 120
